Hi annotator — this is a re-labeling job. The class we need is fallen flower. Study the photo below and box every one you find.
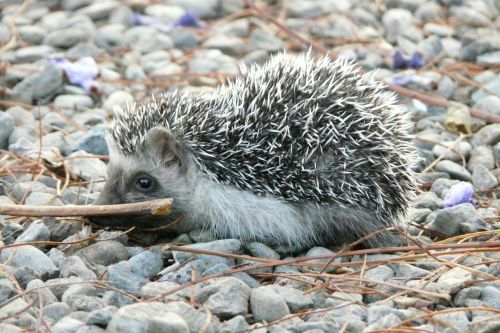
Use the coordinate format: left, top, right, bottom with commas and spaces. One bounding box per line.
173, 12, 204, 28
393, 50, 424, 69
443, 182, 474, 208
49, 57, 98, 93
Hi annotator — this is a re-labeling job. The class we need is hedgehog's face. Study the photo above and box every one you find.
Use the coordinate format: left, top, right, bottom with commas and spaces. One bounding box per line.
91, 127, 192, 230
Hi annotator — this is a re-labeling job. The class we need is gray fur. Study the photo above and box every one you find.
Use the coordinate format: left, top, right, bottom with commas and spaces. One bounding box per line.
94, 53, 419, 253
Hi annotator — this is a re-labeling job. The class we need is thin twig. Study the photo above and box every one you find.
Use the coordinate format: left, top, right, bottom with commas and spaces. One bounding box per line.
0, 198, 173, 217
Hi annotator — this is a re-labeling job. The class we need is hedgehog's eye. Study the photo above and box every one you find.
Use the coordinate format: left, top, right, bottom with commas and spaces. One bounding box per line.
134, 174, 156, 192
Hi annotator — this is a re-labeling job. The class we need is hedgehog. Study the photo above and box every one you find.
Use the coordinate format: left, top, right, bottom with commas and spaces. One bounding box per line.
93, 52, 419, 253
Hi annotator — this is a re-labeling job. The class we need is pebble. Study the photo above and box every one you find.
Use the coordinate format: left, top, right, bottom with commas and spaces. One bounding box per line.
435, 160, 472, 181
194, 277, 251, 317
64, 150, 107, 181
250, 286, 290, 322
60, 255, 97, 280
428, 203, 480, 236
14, 219, 50, 244
102, 90, 134, 112
0, 112, 14, 149
472, 165, 498, 190
76, 240, 129, 266
43, 302, 71, 322
468, 145, 495, 171
10, 62, 64, 104
107, 303, 189, 333
54, 95, 94, 109
437, 267, 473, 294
72, 125, 108, 155
0, 245, 58, 279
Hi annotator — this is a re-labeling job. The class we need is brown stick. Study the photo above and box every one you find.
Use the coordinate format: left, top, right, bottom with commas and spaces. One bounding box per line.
242, 0, 500, 124
0, 198, 173, 217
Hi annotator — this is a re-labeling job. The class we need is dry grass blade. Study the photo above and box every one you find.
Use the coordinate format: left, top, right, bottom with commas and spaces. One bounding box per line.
0, 198, 173, 217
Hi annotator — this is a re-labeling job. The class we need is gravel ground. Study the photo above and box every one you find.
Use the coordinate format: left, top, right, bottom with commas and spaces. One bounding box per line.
0, 0, 500, 332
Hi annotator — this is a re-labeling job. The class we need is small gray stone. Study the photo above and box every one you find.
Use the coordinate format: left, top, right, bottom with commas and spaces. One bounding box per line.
1, 245, 58, 279
25, 192, 63, 206
72, 125, 108, 156
249, 29, 284, 52
64, 150, 107, 181
42, 302, 71, 322
435, 160, 472, 181
54, 95, 94, 109
61, 284, 97, 308
26, 279, 57, 305
471, 124, 500, 147
51, 317, 85, 333
432, 141, 472, 162
67, 42, 104, 59
304, 247, 340, 273
382, 8, 413, 43
159, 301, 219, 333
0, 112, 14, 149
454, 286, 482, 306
107, 303, 189, 333
270, 286, 313, 313
11, 62, 64, 103
474, 96, 500, 116
13, 45, 55, 63
140, 281, 183, 302
428, 203, 479, 236
364, 265, 395, 281
102, 90, 134, 112
45, 277, 84, 300
171, 31, 200, 49
468, 146, 495, 171
478, 51, 500, 67
70, 296, 107, 312
15, 219, 50, 244
172, 239, 241, 264
76, 240, 129, 266
102, 291, 134, 307
43, 216, 82, 242
481, 285, 500, 309
17, 25, 47, 44
76, 1, 118, 20
203, 35, 245, 56
86, 305, 117, 327
418, 35, 443, 60
169, 0, 218, 19
415, 191, 442, 210
194, 277, 251, 317
472, 165, 498, 190
124, 27, 174, 53
106, 261, 147, 293
44, 28, 91, 48
395, 264, 430, 279
437, 267, 473, 294
0, 279, 15, 303
128, 250, 163, 278
60, 256, 97, 281
250, 286, 290, 322
434, 310, 470, 332
221, 315, 249, 333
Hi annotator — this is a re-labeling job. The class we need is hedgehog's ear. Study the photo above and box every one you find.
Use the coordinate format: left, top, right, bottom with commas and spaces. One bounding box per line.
143, 126, 187, 173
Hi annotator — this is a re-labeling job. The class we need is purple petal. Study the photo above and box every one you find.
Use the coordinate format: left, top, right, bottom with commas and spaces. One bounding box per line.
443, 182, 474, 208
50, 57, 98, 93
409, 52, 424, 69
132, 13, 161, 26
173, 12, 203, 28
392, 50, 408, 69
